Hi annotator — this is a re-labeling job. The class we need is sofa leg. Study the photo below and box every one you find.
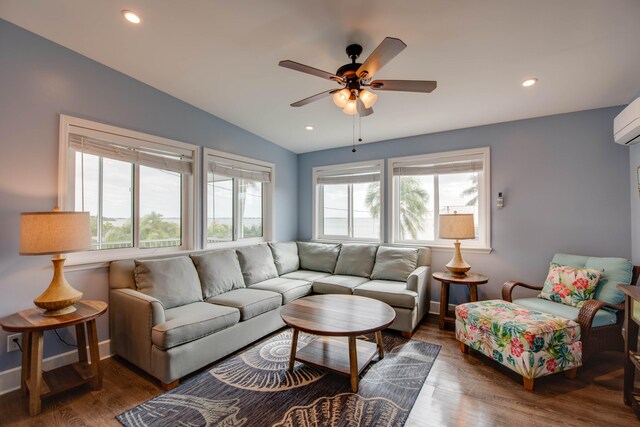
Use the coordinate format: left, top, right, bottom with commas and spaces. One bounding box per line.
523, 377, 534, 391
459, 342, 469, 354
162, 380, 179, 391
401, 331, 412, 338
564, 368, 577, 379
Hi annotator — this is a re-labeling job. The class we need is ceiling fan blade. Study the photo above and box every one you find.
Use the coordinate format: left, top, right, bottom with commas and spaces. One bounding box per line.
279, 60, 341, 81
356, 98, 374, 117
356, 37, 407, 79
369, 80, 437, 93
290, 89, 338, 107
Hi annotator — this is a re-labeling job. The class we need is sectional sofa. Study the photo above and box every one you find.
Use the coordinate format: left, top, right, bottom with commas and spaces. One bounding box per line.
109, 241, 431, 387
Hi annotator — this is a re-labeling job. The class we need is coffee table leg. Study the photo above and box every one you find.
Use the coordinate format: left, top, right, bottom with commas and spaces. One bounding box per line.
288, 329, 299, 372
349, 336, 358, 392
374, 331, 384, 359
29, 331, 44, 416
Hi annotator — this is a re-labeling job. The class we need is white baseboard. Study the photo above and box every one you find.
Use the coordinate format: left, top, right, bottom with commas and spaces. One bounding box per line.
428, 301, 457, 315
0, 339, 112, 396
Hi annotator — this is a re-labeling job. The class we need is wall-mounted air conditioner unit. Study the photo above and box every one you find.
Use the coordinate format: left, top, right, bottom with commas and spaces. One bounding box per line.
614, 97, 640, 145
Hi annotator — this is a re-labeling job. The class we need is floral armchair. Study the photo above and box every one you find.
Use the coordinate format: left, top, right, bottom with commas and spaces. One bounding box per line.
502, 253, 640, 360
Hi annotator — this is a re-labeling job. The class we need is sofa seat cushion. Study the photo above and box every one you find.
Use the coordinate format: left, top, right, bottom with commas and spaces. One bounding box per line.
152, 302, 240, 350
353, 280, 417, 309
333, 244, 378, 278
250, 277, 311, 303
513, 297, 617, 328
280, 270, 331, 282
207, 288, 281, 321
312, 275, 370, 295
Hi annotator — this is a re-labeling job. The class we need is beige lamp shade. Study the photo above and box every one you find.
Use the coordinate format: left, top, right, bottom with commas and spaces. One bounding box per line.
20, 211, 91, 255
439, 213, 475, 240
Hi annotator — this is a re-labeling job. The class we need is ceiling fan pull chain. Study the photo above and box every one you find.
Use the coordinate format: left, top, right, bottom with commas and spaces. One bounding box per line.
352, 111, 356, 152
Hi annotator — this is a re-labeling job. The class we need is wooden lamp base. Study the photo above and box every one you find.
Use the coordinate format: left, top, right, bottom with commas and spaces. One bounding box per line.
33, 255, 83, 317
445, 241, 471, 277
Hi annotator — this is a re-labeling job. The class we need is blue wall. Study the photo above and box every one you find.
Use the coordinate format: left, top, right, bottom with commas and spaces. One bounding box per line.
0, 20, 297, 372
298, 107, 631, 303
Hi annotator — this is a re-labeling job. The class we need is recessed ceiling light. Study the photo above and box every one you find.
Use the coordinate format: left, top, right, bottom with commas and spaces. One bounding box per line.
122, 10, 141, 24
305, 125, 314, 131
522, 78, 538, 87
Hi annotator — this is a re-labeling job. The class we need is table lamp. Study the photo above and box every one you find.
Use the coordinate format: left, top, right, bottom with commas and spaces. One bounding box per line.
20, 209, 91, 316
439, 212, 475, 276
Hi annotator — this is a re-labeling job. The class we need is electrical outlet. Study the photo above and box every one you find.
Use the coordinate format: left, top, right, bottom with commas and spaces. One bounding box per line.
7, 334, 21, 352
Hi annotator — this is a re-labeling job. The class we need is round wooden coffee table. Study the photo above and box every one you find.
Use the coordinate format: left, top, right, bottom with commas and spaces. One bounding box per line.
281, 294, 395, 392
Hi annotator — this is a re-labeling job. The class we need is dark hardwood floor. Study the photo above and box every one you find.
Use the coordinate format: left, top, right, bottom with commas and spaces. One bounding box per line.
0, 315, 636, 426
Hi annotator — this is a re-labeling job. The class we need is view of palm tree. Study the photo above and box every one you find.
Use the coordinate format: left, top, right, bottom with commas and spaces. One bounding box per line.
365, 178, 430, 240
460, 174, 478, 206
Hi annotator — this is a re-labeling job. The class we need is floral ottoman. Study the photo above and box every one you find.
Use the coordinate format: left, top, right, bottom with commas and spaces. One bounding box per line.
455, 300, 582, 390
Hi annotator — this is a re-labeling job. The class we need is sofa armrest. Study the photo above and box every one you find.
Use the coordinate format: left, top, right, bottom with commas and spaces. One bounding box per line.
110, 288, 165, 373
407, 266, 428, 293
577, 299, 624, 341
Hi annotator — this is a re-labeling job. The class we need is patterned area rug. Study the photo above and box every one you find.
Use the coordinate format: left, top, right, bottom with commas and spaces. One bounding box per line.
117, 330, 440, 427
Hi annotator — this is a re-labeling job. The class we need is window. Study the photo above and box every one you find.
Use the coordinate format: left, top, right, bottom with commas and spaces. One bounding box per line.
58, 115, 198, 262
313, 160, 383, 241
204, 149, 274, 247
389, 148, 490, 249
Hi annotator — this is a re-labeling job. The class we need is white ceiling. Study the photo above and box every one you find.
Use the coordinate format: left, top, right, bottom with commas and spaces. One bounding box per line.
2, 0, 640, 153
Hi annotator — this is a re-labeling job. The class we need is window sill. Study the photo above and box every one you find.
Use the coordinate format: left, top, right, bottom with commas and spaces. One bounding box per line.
64, 247, 194, 271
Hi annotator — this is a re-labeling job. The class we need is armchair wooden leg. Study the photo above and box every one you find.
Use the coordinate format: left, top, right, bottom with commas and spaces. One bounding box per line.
523, 377, 534, 391
401, 331, 412, 338
564, 368, 577, 379
459, 342, 469, 354
162, 380, 179, 391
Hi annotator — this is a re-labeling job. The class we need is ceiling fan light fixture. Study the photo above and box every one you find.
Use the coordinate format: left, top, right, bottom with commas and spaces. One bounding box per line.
359, 89, 378, 109
343, 98, 357, 115
332, 88, 351, 108
522, 78, 538, 87
122, 10, 142, 24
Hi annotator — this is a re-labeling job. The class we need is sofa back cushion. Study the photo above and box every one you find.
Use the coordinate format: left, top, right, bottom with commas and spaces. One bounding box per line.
190, 249, 245, 299
134, 257, 203, 309
334, 243, 378, 277
236, 244, 279, 286
370, 246, 419, 282
551, 253, 633, 306
268, 242, 299, 275
297, 242, 341, 273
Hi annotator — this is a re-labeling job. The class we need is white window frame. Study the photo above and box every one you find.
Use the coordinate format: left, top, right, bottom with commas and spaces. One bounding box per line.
388, 147, 491, 252
203, 148, 274, 249
312, 159, 384, 243
57, 115, 200, 266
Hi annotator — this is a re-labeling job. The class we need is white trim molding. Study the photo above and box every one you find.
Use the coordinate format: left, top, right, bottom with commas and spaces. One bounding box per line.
0, 339, 112, 396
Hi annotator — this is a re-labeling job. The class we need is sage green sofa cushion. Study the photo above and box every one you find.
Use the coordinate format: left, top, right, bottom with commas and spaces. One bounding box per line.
236, 244, 279, 286
250, 277, 311, 303
513, 297, 617, 328
353, 280, 418, 309
268, 242, 300, 275
207, 288, 281, 321
551, 253, 632, 306
312, 275, 370, 295
370, 246, 419, 282
280, 270, 332, 281
333, 244, 378, 278
151, 302, 240, 350
190, 249, 245, 299
134, 257, 203, 309
297, 242, 341, 273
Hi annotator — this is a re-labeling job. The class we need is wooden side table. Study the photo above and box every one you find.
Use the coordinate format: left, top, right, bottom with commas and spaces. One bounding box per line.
618, 284, 640, 418
432, 271, 488, 330
1, 300, 107, 416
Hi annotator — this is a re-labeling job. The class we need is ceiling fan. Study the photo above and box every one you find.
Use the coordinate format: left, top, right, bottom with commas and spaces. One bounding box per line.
279, 37, 437, 117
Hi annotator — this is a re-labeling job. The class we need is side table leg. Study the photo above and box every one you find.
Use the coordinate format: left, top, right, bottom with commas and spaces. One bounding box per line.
469, 284, 478, 302
349, 336, 359, 392
76, 323, 87, 363
29, 331, 43, 416
86, 320, 102, 389
374, 331, 384, 359
288, 329, 299, 372
439, 282, 450, 330
21, 332, 32, 396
